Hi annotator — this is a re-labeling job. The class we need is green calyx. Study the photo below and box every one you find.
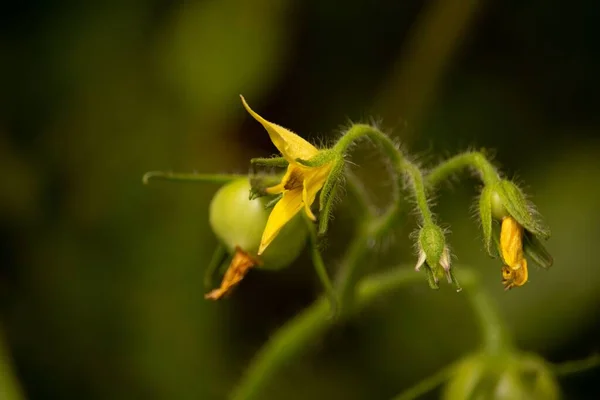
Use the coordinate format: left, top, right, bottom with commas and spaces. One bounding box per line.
416, 224, 461, 290
495, 180, 551, 240
442, 352, 559, 400
295, 149, 336, 168
416, 223, 459, 289
318, 155, 345, 236
295, 151, 347, 236
479, 185, 495, 257
419, 224, 446, 268
481, 180, 552, 262
524, 232, 553, 269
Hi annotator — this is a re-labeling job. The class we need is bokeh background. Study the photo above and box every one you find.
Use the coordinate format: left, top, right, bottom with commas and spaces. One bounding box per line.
1, 0, 599, 399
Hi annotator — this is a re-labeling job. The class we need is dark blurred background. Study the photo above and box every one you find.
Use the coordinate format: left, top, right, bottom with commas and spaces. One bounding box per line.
1, 1, 599, 399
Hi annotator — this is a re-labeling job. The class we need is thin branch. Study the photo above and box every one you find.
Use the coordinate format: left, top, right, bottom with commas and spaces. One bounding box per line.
142, 171, 246, 185
553, 353, 600, 377
230, 267, 422, 400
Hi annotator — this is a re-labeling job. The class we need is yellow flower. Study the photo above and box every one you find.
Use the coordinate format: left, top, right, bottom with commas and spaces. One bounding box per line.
500, 215, 528, 289
500, 216, 525, 269
241, 95, 333, 255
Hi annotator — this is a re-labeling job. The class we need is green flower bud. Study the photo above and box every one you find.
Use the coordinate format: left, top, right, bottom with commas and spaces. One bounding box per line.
419, 224, 445, 268
209, 178, 307, 270
443, 353, 559, 400
415, 224, 458, 289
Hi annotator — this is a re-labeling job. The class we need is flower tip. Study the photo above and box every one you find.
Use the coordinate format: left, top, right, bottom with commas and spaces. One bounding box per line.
440, 246, 451, 272
415, 250, 426, 271
304, 203, 317, 221
239, 94, 253, 113
258, 238, 271, 255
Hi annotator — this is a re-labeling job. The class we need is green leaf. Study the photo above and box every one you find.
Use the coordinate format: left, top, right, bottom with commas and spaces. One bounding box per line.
524, 232, 553, 269
490, 227, 500, 259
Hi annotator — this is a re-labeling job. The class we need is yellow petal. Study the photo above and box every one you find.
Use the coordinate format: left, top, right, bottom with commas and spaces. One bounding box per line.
501, 259, 528, 290
240, 95, 319, 161
302, 183, 316, 221
265, 181, 286, 195
266, 165, 305, 194
258, 188, 304, 255
265, 168, 292, 195
301, 163, 332, 220
500, 216, 524, 269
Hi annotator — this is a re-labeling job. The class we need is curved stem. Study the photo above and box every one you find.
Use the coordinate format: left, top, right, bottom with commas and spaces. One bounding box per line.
426, 151, 500, 188
334, 225, 372, 315
401, 159, 433, 224
552, 353, 600, 377
390, 362, 458, 400
303, 216, 338, 317
230, 267, 422, 400
457, 269, 512, 353
333, 125, 435, 312
334, 125, 404, 225
142, 171, 246, 185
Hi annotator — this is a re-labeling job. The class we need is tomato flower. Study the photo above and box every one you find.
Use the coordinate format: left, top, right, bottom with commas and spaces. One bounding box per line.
241, 96, 333, 255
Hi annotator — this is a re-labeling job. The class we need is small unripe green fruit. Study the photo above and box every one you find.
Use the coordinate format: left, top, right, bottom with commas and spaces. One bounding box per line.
209, 179, 307, 270
490, 189, 508, 220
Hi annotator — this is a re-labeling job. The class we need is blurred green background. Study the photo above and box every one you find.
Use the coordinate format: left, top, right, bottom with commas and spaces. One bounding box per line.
1, 0, 599, 399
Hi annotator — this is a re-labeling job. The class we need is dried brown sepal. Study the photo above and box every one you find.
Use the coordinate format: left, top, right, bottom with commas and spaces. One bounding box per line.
205, 247, 261, 300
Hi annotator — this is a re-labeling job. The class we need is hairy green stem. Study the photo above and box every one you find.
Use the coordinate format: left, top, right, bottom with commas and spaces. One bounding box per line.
333, 125, 435, 312
304, 216, 338, 316
426, 151, 499, 188
401, 159, 433, 224
334, 224, 373, 314
250, 156, 288, 168
142, 171, 246, 185
334, 125, 403, 220
230, 268, 422, 400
